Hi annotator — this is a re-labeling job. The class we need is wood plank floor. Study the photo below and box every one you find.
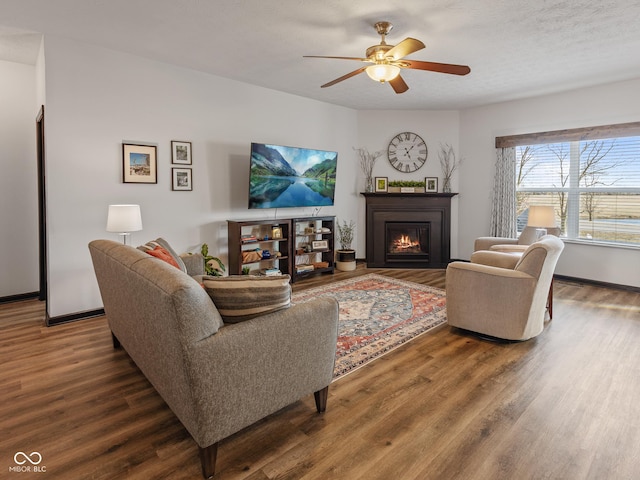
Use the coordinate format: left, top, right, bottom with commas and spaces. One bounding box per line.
2, 267, 640, 479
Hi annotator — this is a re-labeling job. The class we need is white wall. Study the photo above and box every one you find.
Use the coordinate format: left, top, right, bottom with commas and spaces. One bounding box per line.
459, 78, 640, 288
8, 33, 640, 315
43, 35, 358, 317
0, 60, 39, 297
356, 110, 461, 257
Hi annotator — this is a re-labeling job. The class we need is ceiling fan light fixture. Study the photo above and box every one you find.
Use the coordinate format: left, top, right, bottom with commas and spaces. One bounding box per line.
365, 64, 400, 83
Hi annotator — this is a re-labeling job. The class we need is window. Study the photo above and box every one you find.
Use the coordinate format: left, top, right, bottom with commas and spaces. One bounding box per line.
497, 122, 640, 246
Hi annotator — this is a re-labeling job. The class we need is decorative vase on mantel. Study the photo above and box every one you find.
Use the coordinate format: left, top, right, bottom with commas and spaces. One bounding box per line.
364, 175, 374, 193
442, 178, 452, 193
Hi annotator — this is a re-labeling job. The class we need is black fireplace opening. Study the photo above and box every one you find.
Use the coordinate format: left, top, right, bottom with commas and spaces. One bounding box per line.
385, 222, 430, 262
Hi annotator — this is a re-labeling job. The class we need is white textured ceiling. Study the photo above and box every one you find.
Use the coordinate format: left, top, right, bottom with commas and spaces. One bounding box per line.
2, 0, 640, 110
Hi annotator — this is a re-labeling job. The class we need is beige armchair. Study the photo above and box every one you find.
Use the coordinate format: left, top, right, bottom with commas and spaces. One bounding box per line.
446, 235, 564, 340
474, 225, 561, 252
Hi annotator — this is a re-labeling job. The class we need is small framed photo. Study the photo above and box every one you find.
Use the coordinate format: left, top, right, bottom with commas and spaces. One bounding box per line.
172, 167, 192, 191
123, 143, 157, 184
375, 176, 388, 192
425, 177, 438, 193
312, 240, 329, 250
171, 140, 192, 165
272, 227, 282, 239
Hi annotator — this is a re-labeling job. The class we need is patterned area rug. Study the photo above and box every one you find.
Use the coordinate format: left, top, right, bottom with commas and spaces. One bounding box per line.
292, 273, 447, 380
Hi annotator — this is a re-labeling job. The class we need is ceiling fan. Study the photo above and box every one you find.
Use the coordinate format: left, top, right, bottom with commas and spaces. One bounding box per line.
304, 21, 470, 94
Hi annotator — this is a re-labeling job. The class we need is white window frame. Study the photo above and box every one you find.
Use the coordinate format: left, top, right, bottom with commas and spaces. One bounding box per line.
496, 122, 640, 248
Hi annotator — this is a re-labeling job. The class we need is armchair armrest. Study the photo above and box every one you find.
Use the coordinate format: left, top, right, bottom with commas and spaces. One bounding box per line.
470, 250, 520, 270
186, 297, 339, 447
489, 244, 528, 253
474, 236, 518, 252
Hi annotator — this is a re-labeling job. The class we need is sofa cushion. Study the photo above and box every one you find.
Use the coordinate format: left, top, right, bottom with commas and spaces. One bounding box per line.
203, 275, 291, 323
138, 238, 187, 273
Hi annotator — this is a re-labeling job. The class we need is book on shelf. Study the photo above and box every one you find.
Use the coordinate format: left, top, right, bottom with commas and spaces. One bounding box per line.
295, 264, 315, 273
241, 234, 257, 243
260, 268, 282, 276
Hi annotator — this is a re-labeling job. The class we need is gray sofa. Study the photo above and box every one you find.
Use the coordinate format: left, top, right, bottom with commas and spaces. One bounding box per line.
89, 239, 339, 478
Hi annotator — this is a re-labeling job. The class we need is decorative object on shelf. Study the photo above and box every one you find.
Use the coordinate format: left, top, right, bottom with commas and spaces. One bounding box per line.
387, 132, 427, 173
375, 176, 388, 192
201, 243, 225, 276
312, 240, 329, 251
172, 167, 192, 191
354, 147, 383, 192
439, 143, 460, 193
261, 249, 272, 259
171, 140, 192, 165
122, 143, 157, 184
242, 266, 251, 275
242, 249, 263, 263
106, 204, 143, 245
425, 177, 438, 193
271, 226, 282, 239
388, 180, 426, 193
336, 219, 356, 272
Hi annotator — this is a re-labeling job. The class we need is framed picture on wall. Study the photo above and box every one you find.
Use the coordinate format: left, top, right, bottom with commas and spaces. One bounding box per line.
171, 140, 192, 165
425, 177, 438, 193
172, 167, 192, 191
122, 143, 157, 184
375, 176, 388, 193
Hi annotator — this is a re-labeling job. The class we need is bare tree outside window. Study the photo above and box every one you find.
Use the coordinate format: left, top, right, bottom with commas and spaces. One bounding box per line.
516, 139, 628, 239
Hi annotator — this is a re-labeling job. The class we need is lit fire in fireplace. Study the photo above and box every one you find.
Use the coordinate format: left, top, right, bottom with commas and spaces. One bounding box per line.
390, 233, 422, 253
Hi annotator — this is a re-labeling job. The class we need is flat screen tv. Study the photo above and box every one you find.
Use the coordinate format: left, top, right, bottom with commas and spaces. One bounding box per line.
248, 142, 338, 209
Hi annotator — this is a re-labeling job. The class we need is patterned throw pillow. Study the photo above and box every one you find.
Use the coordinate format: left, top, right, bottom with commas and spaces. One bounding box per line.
202, 275, 291, 323
138, 238, 187, 272
146, 245, 180, 269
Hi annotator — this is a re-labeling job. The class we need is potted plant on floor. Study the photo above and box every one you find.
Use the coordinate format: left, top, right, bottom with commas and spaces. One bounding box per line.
336, 219, 356, 271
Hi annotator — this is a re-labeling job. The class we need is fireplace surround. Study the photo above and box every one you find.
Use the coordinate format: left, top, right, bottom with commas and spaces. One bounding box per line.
362, 193, 456, 268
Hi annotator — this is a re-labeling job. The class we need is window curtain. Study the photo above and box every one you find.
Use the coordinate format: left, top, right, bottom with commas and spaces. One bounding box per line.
490, 147, 517, 237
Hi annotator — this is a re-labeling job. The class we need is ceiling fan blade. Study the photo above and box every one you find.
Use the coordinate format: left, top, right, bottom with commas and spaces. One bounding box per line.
401, 59, 471, 75
304, 55, 369, 62
389, 74, 409, 94
386, 37, 425, 60
320, 66, 368, 88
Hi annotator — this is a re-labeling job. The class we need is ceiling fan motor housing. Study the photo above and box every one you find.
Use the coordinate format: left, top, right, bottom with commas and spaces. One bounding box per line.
366, 44, 393, 62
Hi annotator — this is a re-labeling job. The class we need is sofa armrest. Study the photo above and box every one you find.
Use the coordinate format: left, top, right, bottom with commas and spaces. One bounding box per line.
185, 296, 339, 447
180, 253, 205, 277
474, 236, 518, 252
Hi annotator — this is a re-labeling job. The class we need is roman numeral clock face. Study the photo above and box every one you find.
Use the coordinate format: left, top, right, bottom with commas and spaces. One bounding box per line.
387, 132, 428, 173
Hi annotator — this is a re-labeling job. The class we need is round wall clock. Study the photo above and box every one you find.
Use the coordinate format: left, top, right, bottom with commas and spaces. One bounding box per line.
387, 132, 428, 173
